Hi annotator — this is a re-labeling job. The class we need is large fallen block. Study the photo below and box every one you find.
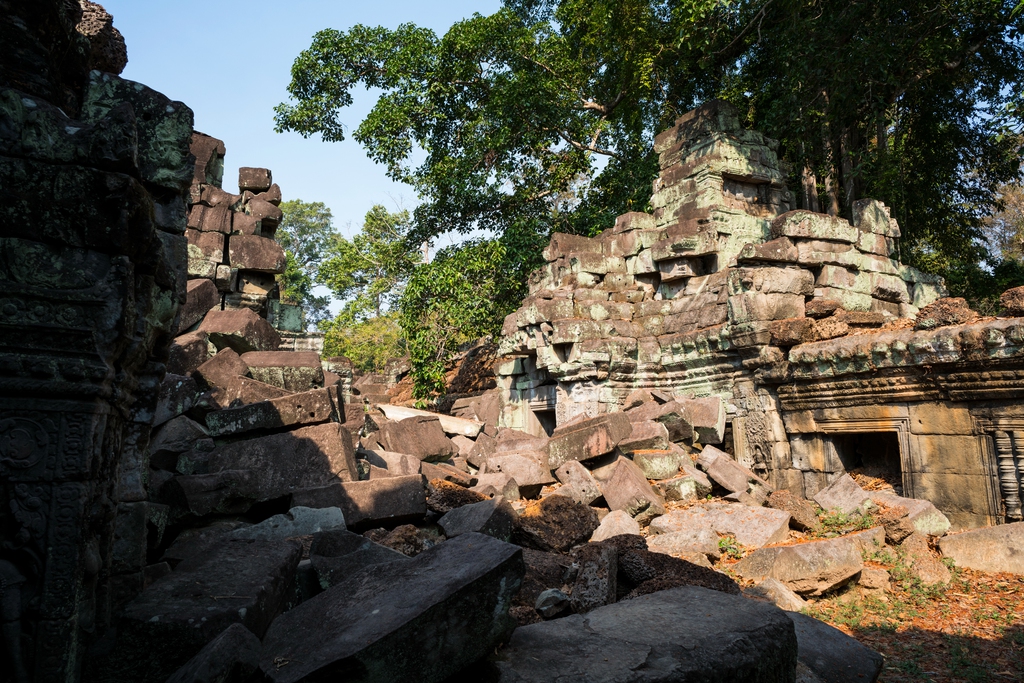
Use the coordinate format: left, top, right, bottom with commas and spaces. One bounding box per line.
813, 473, 874, 515
290, 475, 427, 531
377, 403, 484, 438
732, 535, 864, 595
649, 504, 791, 548
937, 521, 1024, 575
697, 444, 772, 499
625, 400, 693, 442
179, 278, 221, 332
491, 586, 797, 682
439, 498, 518, 542
677, 395, 726, 444
309, 529, 410, 590
788, 612, 885, 683
166, 623, 262, 683
514, 495, 599, 552
241, 351, 325, 391
870, 491, 950, 538
198, 308, 281, 353
599, 457, 666, 524
546, 412, 633, 469
120, 539, 301, 678
481, 451, 555, 497
204, 386, 343, 437
259, 533, 524, 683
375, 415, 458, 461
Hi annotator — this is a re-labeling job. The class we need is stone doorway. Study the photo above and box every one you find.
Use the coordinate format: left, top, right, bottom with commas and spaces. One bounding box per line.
830, 432, 904, 495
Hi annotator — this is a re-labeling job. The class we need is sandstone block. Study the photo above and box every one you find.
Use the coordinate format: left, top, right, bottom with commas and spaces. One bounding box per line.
553, 460, 602, 505
728, 292, 806, 323
697, 444, 770, 496
309, 529, 410, 590
590, 510, 642, 542
1000, 285, 1024, 316
179, 278, 220, 332
482, 452, 555, 495
192, 347, 250, 390
186, 228, 223, 278
154, 373, 202, 427
515, 495, 599, 552
788, 611, 884, 683
207, 377, 294, 411
425, 479, 488, 514
492, 587, 797, 682
937, 522, 1024, 575
766, 490, 821, 532
546, 412, 633, 468
227, 506, 346, 543
150, 415, 208, 469
679, 396, 727, 444
649, 504, 791, 548
870, 491, 950, 537
238, 167, 272, 192
228, 234, 287, 273
745, 577, 807, 612
599, 457, 666, 524
376, 415, 458, 461
633, 449, 683, 479
472, 473, 521, 501
657, 475, 701, 502
312, 475, 427, 531
772, 211, 858, 243
377, 403, 485, 438
733, 535, 864, 595
737, 236, 799, 264
617, 421, 670, 452
439, 498, 518, 541
646, 527, 720, 561
568, 542, 618, 613
259, 533, 523, 683
199, 308, 281, 353
204, 386, 342, 437
812, 473, 874, 515
168, 330, 213, 375
240, 350, 325, 391
626, 400, 694, 442
165, 623, 261, 683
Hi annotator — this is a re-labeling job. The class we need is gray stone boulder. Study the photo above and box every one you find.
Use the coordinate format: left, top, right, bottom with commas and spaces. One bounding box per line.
225, 506, 346, 542
649, 504, 791, 548
697, 444, 772, 500
788, 612, 884, 683
259, 533, 524, 683
308, 529, 410, 590
492, 586, 798, 682
937, 521, 1024, 575
439, 498, 518, 541
166, 623, 261, 683
732, 535, 864, 596
813, 474, 875, 515
553, 460, 603, 505
745, 578, 807, 612
590, 510, 641, 542
646, 527, 721, 561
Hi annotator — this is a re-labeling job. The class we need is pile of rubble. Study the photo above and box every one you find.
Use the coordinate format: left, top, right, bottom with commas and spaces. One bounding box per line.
94, 342, 1024, 682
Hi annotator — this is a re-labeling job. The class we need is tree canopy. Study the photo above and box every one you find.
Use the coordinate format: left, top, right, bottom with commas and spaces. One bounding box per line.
276, 0, 1024, 396
275, 199, 334, 325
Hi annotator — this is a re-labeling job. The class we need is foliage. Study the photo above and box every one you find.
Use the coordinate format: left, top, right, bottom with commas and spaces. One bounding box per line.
399, 240, 520, 398
275, 199, 334, 325
318, 205, 420, 323
321, 313, 406, 372
983, 178, 1024, 262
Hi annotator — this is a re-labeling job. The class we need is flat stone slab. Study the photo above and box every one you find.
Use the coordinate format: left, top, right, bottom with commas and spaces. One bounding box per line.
309, 529, 410, 590
732, 536, 864, 595
377, 403, 484, 438
649, 504, 791, 548
291, 475, 427, 532
121, 539, 301, 675
546, 412, 633, 469
260, 533, 523, 683
241, 351, 325, 391
492, 586, 797, 682
198, 308, 280, 353
788, 612, 884, 683
204, 386, 342, 437
938, 521, 1024, 575
813, 474, 873, 515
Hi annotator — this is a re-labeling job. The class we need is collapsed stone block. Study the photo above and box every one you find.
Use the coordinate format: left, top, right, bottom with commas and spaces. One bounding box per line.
259, 533, 523, 683
165, 623, 262, 683
649, 504, 791, 548
439, 497, 517, 541
733, 535, 864, 595
646, 527, 720, 561
617, 420, 670, 452
204, 386, 342, 437
812, 473, 874, 515
599, 457, 666, 524
626, 400, 694, 441
590, 510, 642, 542
553, 460, 602, 505
679, 397, 727, 444
296, 475, 427, 532
546, 411, 633, 468
515, 495, 599, 551
198, 308, 281, 353
376, 415, 458, 462
632, 449, 683, 479
179, 278, 220, 332
239, 350, 325, 391
481, 451, 555, 497
697, 444, 771, 497
191, 347, 250, 390
238, 167, 272, 192
309, 529, 410, 590
568, 542, 618, 613
937, 522, 1024, 575
168, 330, 213, 375
789, 612, 884, 683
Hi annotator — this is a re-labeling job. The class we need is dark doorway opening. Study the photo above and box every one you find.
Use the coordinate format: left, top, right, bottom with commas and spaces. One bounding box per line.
534, 409, 557, 437
832, 431, 903, 495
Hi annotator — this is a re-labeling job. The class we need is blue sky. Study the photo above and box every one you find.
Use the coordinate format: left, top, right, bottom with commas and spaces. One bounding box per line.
104, 0, 500, 241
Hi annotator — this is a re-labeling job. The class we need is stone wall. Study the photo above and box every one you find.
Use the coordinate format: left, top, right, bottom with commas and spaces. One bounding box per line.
498, 100, 1024, 531
0, 1, 193, 679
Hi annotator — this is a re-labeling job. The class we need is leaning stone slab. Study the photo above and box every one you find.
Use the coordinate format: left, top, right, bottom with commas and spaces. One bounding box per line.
259, 533, 523, 683
788, 612, 884, 683
205, 386, 342, 436
937, 521, 1024, 575
309, 529, 411, 590
491, 586, 797, 683
546, 412, 633, 469
813, 474, 875, 515
241, 350, 325, 391
166, 623, 261, 683
646, 527, 721, 561
179, 278, 220, 333
377, 403, 485, 438
226, 506, 346, 542
625, 400, 693, 442
228, 234, 287, 273
599, 457, 666, 524
870, 491, 950, 537
568, 542, 618, 613
697, 444, 771, 497
590, 510, 641, 542
121, 539, 301, 676
732, 535, 864, 595
649, 504, 791, 548
616, 420, 670, 452
199, 308, 281, 353
439, 498, 518, 541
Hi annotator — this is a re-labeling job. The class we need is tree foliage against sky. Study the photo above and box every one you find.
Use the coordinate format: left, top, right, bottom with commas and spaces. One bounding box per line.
275, 199, 334, 325
276, 0, 1024, 395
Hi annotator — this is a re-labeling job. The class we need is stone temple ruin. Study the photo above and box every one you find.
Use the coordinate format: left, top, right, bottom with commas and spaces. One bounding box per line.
2, 3, 1023, 683
498, 99, 1024, 530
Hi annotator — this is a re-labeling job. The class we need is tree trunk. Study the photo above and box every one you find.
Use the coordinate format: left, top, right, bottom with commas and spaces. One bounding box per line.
801, 166, 820, 213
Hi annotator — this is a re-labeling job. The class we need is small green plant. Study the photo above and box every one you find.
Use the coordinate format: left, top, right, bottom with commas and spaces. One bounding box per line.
717, 535, 743, 560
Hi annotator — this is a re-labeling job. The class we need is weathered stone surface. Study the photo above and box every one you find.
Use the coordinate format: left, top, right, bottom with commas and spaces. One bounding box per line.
698, 444, 771, 499
426, 478, 488, 514
591, 510, 642, 542
517, 549, 571, 608
154, 373, 202, 427
546, 412, 633, 468
515, 495, 599, 551
656, 474, 701, 502
535, 588, 571, 619
632, 449, 683, 479
199, 308, 281, 353
439, 498, 518, 541
599, 457, 666, 524
238, 167, 272, 192
165, 623, 262, 683
315, 475, 427, 531
492, 586, 797, 682
646, 527, 721, 561
362, 524, 443, 557
179, 278, 221, 332
205, 386, 342, 436
150, 415, 208, 468
378, 403, 485, 438
650, 504, 792, 548
901, 532, 950, 585
618, 546, 740, 597
228, 234, 287, 273
679, 396, 728, 444
361, 449, 421, 477
170, 423, 357, 514
914, 296, 978, 329
569, 542, 618, 612
553, 460, 602, 505
767, 490, 822, 532
121, 539, 301, 676
937, 522, 1024, 574
482, 451, 556, 495
309, 529, 410, 590
617, 421, 670, 452
227, 506, 346, 541
745, 577, 807, 612
376, 415, 458, 461
733, 535, 864, 595
169, 330, 214, 375
259, 533, 523, 683
192, 347, 250, 390
626, 400, 694, 442
870, 491, 950, 537
789, 612, 884, 683
207, 377, 294, 411
813, 474, 874, 515
241, 350, 325, 391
